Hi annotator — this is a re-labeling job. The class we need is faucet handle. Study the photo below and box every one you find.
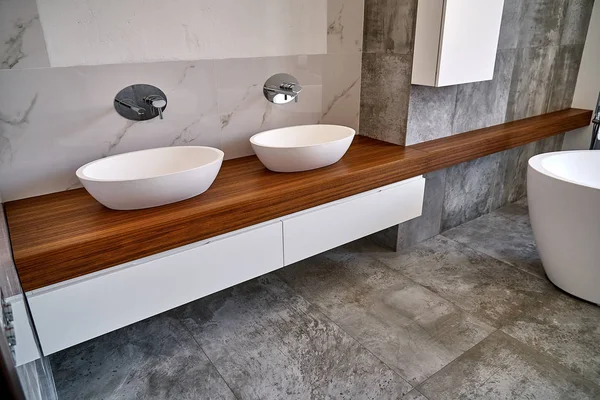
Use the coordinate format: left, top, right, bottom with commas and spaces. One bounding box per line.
144, 95, 167, 119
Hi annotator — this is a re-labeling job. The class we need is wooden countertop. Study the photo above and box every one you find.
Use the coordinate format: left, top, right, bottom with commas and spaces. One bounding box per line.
5, 108, 592, 291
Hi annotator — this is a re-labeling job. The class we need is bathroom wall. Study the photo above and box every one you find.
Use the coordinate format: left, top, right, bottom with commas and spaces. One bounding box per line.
0, 0, 364, 201
563, 0, 600, 150
374, 134, 566, 251
367, 0, 594, 250
360, 0, 594, 145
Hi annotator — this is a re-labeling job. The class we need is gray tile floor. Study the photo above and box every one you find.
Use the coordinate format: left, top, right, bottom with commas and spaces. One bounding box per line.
50, 198, 600, 400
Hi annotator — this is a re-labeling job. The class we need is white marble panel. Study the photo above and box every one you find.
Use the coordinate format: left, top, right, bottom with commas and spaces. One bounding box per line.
37, 0, 328, 67
327, 0, 366, 53
0, 60, 219, 201
0, 0, 50, 69
321, 53, 362, 130
0, 53, 362, 201
217, 55, 324, 159
217, 54, 361, 159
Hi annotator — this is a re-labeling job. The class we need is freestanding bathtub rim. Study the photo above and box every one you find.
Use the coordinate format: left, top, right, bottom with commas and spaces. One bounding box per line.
528, 149, 600, 304
529, 150, 600, 191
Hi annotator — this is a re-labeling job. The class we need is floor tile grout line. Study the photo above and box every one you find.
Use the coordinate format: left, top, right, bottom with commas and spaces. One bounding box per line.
273, 272, 416, 393
498, 328, 600, 393
439, 232, 550, 281
413, 389, 431, 400
412, 328, 500, 393
360, 239, 501, 329
399, 234, 600, 392
174, 316, 241, 400
278, 252, 499, 389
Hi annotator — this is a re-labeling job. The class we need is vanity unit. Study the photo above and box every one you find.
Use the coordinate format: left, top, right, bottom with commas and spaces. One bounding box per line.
7, 135, 432, 358
3, 108, 593, 362
27, 177, 425, 355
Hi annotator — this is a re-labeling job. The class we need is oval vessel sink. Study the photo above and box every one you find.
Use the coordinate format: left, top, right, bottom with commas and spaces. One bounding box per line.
250, 125, 355, 172
76, 147, 224, 210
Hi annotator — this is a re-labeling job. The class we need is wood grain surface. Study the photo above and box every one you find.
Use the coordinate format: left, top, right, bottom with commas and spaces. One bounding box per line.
4, 108, 592, 291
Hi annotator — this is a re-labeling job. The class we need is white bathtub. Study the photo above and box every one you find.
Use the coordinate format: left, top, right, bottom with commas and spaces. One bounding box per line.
528, 151, 600, 304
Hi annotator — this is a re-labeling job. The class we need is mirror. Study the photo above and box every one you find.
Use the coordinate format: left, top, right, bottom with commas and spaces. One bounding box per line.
1, 0, 329, 69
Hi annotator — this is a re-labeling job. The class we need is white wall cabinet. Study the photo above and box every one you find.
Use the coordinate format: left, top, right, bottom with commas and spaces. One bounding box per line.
26, 177, 425, 355
412, 0, 505, 87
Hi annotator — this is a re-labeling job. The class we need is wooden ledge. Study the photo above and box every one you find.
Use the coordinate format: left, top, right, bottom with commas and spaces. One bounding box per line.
5, 108, 592, 291
412, 108, 592, 171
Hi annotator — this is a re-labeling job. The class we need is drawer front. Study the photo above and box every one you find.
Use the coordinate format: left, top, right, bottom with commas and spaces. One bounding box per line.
28, 221, 283, 355
282, 177, 425, 265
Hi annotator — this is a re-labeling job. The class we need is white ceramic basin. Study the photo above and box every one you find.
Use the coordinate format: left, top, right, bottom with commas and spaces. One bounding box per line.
76, 147, 224, 210
250, 125, 355, 172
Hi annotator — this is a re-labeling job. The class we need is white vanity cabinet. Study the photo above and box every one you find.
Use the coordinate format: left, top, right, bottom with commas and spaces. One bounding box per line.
282, 177, 425, 265
26, 177, 425, 355
412, 0, 505, 87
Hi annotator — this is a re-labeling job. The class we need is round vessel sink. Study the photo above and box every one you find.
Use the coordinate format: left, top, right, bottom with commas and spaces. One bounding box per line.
250, 125, 355, 172
76, 147, 224, 210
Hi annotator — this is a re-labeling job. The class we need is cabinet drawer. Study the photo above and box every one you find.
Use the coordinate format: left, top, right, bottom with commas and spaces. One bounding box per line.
282, 177, 425, 265
28, 221, 283, 355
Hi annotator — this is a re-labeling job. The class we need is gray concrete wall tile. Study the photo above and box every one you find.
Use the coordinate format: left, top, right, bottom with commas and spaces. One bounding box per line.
359, 53, 412, 144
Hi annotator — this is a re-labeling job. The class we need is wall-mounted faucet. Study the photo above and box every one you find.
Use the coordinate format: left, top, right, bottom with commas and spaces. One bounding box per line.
263, 73, 302, 104
114, 84, 168, 121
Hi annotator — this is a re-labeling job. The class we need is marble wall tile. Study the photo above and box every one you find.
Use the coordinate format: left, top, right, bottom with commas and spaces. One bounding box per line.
362, 0, 417, 54
505, 46, 559, 121
418, 331, 600, 400
359, 53, 412, 144
452, 50, 516, 134
321, 54, 362, 129
0, 0, 50, 69
405, 85, 457, 146
441, 152, 507, 231
50, 313, 236, 400
497, 0, 524, 50
37, 0, 328, 67
277, 248, 494, 385
547, 44, 585, 112
0, 60, 219, 201
0, 53, 361, 200
216, 55, 324, 159
327, 0, 365, 53
396, 170, 446, 250
560, 0, 596, 45
517, 0, 568, 48
175, 275, 413, 399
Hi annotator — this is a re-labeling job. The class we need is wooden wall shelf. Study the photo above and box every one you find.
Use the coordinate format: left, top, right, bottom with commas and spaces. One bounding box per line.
5, 108, 592, 291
